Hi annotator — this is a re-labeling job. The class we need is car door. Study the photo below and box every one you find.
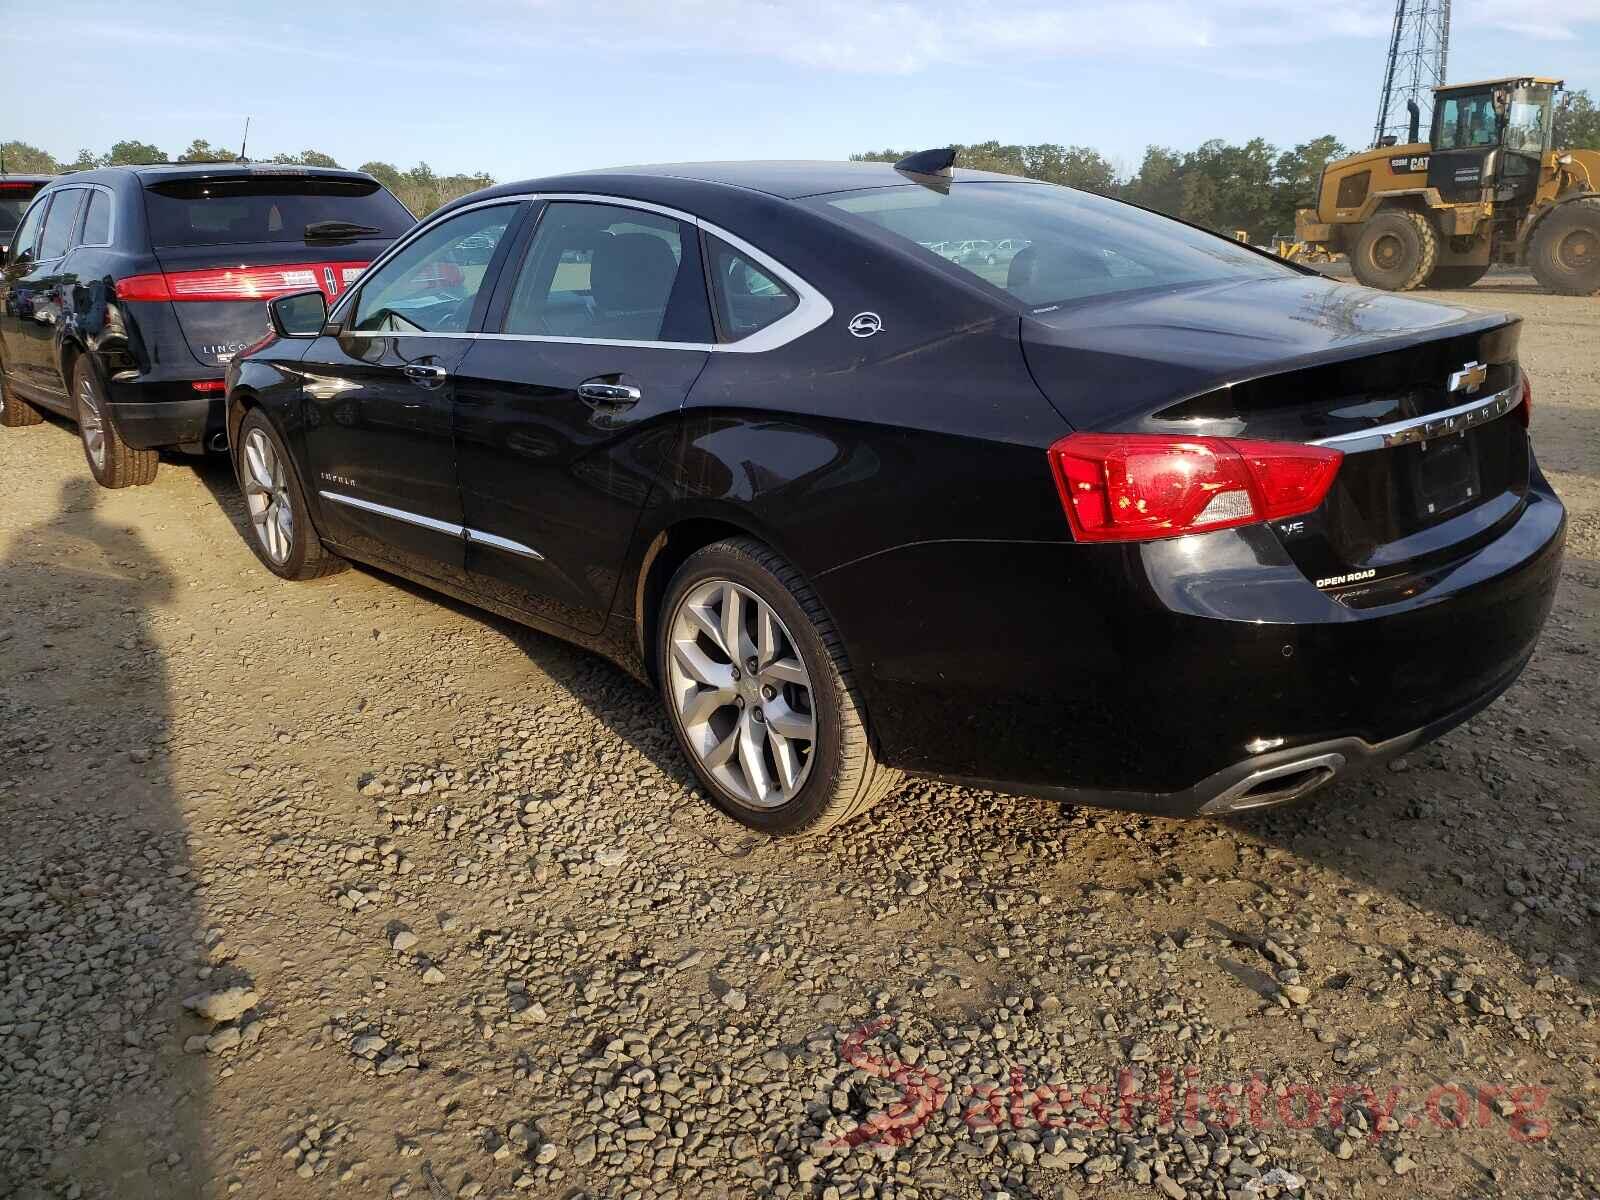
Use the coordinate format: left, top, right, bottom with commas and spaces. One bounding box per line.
2, 189, 83, 400
0, 194, 51, 399
297, 200, 524, 584
451, 198, 716, 633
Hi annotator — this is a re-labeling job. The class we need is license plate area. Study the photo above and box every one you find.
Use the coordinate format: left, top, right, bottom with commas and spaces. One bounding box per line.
1411, 433, 1481, 520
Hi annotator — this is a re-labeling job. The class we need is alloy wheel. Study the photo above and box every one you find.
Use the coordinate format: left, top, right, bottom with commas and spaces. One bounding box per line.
78, 376, 106, 470
242, 428, 295, 565
667, 579, 817, 809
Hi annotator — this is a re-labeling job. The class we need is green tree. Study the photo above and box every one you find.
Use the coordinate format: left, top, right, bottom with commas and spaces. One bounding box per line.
0, 141, 60, 173
104, 140, 165, 166
177, 138, 235, 163
1121, 146, 1185, 215
64, 149, 99, 172
272, 150, 342, 168
1555, 89, 1600, 149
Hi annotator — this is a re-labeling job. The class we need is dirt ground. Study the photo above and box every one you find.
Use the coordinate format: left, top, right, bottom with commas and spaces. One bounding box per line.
2, 276, 1597, 1200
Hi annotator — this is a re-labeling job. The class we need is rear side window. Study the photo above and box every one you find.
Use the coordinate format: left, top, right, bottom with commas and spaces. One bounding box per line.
351, 204, 515, 334
80, 191, 112, 245
144, 176, 414, 247
816, 181, 1292, 309
705, 234, 797, 341
501, 202, 712, 344
37, 190, 84, 260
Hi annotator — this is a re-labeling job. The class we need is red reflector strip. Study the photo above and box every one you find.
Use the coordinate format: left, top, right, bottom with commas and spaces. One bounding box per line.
190, 380, 227, 394
1048, 433, 1343, 543
116, 260, 368, 303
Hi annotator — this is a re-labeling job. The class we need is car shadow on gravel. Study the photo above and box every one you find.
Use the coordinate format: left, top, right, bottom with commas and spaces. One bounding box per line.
0, 478, 213, 1198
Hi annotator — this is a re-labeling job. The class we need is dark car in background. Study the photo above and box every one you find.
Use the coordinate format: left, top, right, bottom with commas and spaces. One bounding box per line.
0, 164, 413, 486
224, 158, 1563, 837
1, 175, 53, 255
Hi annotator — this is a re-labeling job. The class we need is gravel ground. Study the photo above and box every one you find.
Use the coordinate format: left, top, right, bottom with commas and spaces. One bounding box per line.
2, 277, 1597, 1200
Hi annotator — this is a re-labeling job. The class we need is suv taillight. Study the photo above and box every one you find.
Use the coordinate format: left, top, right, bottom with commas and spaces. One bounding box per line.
1048, 433, 1343, 543
116, 261, 366, 303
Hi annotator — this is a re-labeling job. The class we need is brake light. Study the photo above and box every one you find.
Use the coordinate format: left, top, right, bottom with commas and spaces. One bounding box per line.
115, 260, 367, 303
1048, 433, 1343, 543
1517, 372, 1532, 428
190, 380, 226, 394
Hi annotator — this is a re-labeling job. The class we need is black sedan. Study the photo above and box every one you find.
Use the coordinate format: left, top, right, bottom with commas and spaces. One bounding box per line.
224, 154, 1565, 836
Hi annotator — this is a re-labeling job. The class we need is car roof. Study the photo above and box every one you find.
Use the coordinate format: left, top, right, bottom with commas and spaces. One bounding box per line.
1436, 76, 1562, 92
471, 160, 1041, 203
41, 163, 380, 187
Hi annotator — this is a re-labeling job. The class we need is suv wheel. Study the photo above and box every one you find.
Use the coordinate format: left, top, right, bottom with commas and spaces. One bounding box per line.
234, 410, 346, 580
73, 357, 157, 487
0, 365, 44, 428
659, 538, 899, 836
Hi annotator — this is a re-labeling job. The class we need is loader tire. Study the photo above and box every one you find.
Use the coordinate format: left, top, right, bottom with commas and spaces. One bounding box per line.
1529, 198, 1600, 296
1352, 210, 1439, 292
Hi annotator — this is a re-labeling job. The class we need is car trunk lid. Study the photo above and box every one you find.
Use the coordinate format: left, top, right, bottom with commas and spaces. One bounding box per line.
1022, 275, 1530, 600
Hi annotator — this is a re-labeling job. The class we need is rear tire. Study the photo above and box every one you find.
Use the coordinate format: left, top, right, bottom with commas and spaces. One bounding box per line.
1425, 264, 1490, 290
74, 357, 157, 488
233, 409, 346, 581
1351, 210, 1439, 291
0, 366, 44, 428
658, 537, 899, 837
1528, 198, 1600, 296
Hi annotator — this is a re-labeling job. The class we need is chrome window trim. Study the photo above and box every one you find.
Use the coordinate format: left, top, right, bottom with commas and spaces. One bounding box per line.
319, 491, 545, 561
329, 191, 832, 353
1310, 381, 1523, 454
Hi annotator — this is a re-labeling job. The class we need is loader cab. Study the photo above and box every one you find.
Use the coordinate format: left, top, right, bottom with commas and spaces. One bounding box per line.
1428, 77, 1559, 204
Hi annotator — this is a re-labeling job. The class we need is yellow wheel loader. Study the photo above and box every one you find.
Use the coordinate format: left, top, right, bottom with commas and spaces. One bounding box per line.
1295, 77, 1600, 295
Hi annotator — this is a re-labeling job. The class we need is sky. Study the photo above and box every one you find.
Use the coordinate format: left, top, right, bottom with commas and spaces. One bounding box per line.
3, 0, 1598, 180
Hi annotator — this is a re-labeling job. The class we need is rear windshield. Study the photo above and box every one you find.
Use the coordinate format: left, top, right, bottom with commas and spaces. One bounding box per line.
143, 176, 414, 248
814, 181, 1293, 310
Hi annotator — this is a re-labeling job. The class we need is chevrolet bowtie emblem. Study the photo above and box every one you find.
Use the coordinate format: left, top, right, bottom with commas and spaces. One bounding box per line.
1448, 361, 1488, 394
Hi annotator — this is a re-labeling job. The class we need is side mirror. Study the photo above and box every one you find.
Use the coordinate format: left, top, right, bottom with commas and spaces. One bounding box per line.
268, 289, 328, 338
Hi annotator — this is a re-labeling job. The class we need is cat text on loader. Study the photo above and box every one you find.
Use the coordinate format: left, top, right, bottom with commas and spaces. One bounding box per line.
1295, 77, 1600, 295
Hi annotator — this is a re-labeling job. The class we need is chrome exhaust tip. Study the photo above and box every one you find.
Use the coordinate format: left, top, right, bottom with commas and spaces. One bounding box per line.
208, 432, 229, 453
1199, 752, 1345, 815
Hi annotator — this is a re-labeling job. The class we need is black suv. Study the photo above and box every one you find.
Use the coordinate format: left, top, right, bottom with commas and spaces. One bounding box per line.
1, 175, 53, 255
0, 163, 413, 486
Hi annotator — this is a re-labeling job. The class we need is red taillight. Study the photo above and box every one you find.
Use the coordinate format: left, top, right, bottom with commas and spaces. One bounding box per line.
1048, 433, 1344, 543
190, 380, 226, 394
115, 261, 367, 303
1517, 372, 1532, 428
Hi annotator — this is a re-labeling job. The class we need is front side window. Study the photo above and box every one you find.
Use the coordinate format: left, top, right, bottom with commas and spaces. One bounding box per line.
7, 197, 48, 262
705, 234, 797, 340
351, 204, 515, 334
816, 182, 1291, 309
502, 202, 711, 343
37, 190, 85, 261
80, 191, 112, 246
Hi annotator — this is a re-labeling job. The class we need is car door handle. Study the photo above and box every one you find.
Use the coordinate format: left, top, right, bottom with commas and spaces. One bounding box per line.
577, 381, 641, 407
403, 363, 449, 383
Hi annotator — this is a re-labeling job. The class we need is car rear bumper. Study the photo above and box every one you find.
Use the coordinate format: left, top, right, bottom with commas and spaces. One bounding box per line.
106, 377, 226, 450
820, 474, 1566, 815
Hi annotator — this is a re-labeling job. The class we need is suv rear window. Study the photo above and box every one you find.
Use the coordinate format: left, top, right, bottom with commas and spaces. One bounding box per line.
815, 181, 1292, 310
144, 176, 414, 248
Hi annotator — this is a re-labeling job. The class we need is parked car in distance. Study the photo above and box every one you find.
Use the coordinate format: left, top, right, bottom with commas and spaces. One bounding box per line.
0, 175, 53, 256
225, 156, 1564, 837
0, 163, 413, 487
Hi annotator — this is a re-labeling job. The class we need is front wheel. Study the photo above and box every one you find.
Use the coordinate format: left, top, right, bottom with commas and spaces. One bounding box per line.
233, 410, 346, 581
658, 538, 899, 836
1351, 210, 1439, 291
1529, 198, 1600, 296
